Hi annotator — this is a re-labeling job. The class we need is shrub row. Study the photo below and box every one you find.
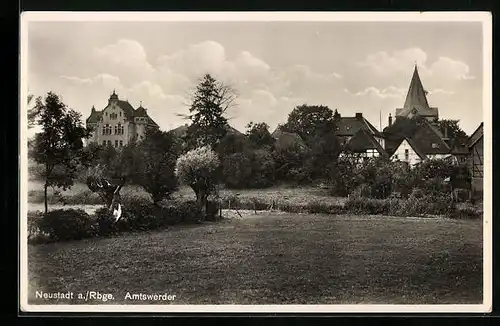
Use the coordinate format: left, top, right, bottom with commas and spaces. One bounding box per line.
28, 198, 220, 244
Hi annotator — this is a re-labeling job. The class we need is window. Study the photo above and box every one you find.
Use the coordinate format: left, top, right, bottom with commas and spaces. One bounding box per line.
105, 112, 108, 116
119, 112, 122, 117
114, 125, 118, 134
107, 140, 111, 146
105, 124, 110, 135
115, 140, 119, 147
405, 149, 409, 161
119, 140, 123, 147
102, 127, 105, 135
394, 154, 399, 160
102, 140, 106, 146
120, 125, 124, 134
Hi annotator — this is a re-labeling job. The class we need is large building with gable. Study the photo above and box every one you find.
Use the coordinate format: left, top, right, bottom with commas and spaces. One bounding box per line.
86, 91, 159, 147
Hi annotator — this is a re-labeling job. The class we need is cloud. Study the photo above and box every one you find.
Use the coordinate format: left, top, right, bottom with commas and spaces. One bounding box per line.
359, 48, 429, 76
430, 57, 475, 81
157, 40, 227, 80
359, 48, 475, 83
93, 39, 155, 85
349, 86, 407, 99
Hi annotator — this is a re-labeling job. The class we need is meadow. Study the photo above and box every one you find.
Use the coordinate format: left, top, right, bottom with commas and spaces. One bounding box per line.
27, 213, 483, 305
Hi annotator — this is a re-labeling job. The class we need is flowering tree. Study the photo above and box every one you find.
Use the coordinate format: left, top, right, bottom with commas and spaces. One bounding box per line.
175, 146, 220, 217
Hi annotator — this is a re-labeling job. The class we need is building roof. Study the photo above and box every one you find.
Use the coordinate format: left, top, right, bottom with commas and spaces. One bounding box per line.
468, 122, 483, 148
345, 128, 388, 158
86, 106, 102, 124
169, 123, 243, 138
391, 137, 427, 160
85, 92, 158, 126
397, 65, 439, 119
409, 119, 451, 155
335, 113, 382, 137
272, 130, 307, 149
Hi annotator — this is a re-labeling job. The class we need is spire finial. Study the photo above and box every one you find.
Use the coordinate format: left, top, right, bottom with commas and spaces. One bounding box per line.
140, 100, 142, 107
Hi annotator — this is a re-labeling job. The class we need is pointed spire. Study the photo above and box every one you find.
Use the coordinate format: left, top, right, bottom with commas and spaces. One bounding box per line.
403, 64, 430, 111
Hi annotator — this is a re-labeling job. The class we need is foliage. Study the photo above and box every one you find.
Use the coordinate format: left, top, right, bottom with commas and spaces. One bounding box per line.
344, 197, 400, 215
37, 209, 96, 241
246, 122, 275, 150
305, 130, 341, 180
281, 104, 336, 141
29, 92, 91, 213
184, 74, 236, 149
222, 152, 253, 189
223, 149, 275, 189
215, 132, 251, 158
272, 143, 311, 184
175, 146, 221, 218
132, 128, 180, 204
437, 119, 469, 148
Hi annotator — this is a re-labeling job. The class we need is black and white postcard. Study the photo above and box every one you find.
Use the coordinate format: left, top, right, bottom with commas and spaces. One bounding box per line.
19, 12, 492, 313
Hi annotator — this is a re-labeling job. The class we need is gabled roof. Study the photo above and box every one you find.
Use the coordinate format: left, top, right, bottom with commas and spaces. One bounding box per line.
410, 119, 451, 155
397, 65, 439, 118
468, 122, 483, 148
335, 115, 382, 137
86, 106, 102, 123
85, 92, 158, 127
391, 137, 427, 160
272, 130, 307, 150
345, 128, 388, 157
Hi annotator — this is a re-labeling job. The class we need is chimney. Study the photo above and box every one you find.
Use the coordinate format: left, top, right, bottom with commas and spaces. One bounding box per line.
388, 113, 393, 127
355, 113, 363, 119
443, 126, 449, 140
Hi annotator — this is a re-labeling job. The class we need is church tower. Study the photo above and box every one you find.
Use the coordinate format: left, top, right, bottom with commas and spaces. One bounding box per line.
395, 64, 439, 121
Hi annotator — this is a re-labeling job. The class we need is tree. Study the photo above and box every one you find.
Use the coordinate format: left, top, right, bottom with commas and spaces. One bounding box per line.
27, 93, 39, 129
175, 146, 220, 218
281, 105, 336, 141
29, 92, 90, 213
215, 132, 251, 159
222, 152, 253, 189
305, 129, 341, 181
185, 74, 236, 149
246, 122, 275, 149
133, 128, 180, 204
437, 119, 469, 148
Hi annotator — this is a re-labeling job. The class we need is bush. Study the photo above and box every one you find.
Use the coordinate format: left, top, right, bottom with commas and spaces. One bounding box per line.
396, 193, 453, 217
37, 209, 96, 241
344, 197, 400, 215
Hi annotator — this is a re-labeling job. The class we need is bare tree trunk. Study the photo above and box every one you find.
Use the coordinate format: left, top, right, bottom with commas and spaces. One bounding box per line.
196, 190, 207, 221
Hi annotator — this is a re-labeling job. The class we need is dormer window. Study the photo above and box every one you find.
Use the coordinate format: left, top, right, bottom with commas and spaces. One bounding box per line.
432, 143, 439, 149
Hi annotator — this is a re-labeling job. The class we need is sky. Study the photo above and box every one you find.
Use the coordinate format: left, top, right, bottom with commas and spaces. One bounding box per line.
26, 19, 484, 138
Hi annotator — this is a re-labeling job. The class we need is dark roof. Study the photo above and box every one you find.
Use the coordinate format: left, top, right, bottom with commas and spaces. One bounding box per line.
85, 93, 158, 126
272, 130, 307, 149
408, 120, 451, 155
397, 65, 438, 118
335, 115, 382, 137
86, 107, 102, 123
451, 146, 469, 155
116, 100, 136, 120
169, 123, 242, 138
468, 122, 483, 148
345, 128, 388, 157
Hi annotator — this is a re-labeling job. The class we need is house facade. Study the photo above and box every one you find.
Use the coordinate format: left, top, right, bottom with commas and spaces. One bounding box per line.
335, 112, 387, 158
468, 123, 483, 192
86, 91, 159, 147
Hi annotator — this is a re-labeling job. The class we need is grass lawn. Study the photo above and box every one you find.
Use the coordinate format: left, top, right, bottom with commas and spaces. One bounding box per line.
27, 213, 483, 305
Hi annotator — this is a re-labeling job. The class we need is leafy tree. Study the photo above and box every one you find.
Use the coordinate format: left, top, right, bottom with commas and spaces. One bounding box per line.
185, 74, 236, 150
175, 146, 220, 218
29, 92, 90, 213
272, 143, 311, 184
133, 128, 180, 204
281, 105, 336, 141
249, 149, 276, 188
437, 119, 469, 148
222, 152, 253, 189
306, 129, 341, 180
246, 122, 275, 149
215, 132, 251, 159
